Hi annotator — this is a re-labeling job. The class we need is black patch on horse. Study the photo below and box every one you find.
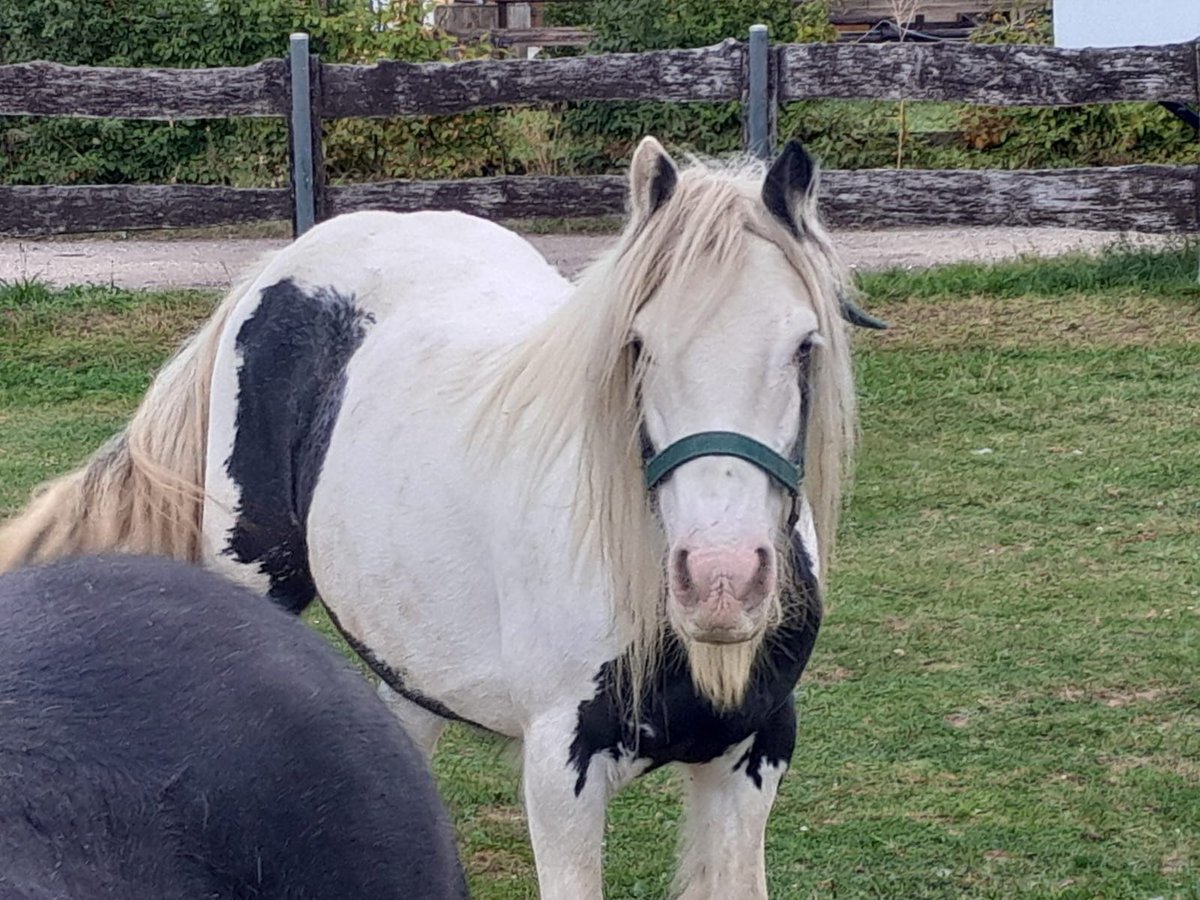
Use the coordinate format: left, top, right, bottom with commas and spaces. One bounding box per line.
568, 531, 821, 794
223, 279, 373, 612
0, 555, 468, 899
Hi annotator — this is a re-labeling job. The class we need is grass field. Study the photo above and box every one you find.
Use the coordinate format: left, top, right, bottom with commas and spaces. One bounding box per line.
2, 244, 1198, 898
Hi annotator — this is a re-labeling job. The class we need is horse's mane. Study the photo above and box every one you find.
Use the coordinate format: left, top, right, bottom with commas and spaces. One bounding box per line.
475, 154, 857, 702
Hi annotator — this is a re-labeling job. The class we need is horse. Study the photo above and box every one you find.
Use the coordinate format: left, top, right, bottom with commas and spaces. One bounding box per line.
0, 137, 883, 898
0, 554, 468, 899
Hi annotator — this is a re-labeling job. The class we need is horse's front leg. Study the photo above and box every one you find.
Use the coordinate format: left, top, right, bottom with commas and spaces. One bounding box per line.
673, 700, 798, 900
522, 709, 622, 900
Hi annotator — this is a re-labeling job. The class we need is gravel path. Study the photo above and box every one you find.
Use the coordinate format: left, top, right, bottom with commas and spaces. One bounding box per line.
0, 227, 1171, 291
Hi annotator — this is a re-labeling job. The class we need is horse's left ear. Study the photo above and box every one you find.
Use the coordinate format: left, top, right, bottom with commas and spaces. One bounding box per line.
762, 140, 817, 236
840, 294, 889, 330
629, 136, 679, 224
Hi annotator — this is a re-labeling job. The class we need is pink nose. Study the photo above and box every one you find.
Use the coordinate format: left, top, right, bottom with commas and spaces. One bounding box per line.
670, 544, 777, 621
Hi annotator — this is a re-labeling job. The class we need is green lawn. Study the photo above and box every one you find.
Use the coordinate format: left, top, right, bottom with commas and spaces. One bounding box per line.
2, 245, 1198, 898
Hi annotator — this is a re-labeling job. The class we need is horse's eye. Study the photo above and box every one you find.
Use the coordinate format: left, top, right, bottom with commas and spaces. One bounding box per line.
794, 333, 824, 365
629, 337, 644, 366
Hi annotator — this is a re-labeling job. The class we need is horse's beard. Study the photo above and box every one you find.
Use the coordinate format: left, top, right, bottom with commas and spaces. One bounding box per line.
682, 633, 765, 712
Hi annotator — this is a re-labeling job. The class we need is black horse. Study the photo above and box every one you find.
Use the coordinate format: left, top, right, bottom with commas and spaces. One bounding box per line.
0, 555, 468, 899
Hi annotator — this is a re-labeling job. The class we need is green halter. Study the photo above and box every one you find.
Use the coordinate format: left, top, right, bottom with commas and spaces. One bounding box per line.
644, 431, 803, 528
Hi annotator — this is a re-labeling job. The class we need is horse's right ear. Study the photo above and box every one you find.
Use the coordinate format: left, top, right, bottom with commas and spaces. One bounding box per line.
629, 136, 679, 224
762, 140, 818, 236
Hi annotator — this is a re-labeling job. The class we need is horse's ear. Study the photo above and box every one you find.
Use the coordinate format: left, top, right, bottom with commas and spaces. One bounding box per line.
762, 140, 818, 236
629, 136, 679, 224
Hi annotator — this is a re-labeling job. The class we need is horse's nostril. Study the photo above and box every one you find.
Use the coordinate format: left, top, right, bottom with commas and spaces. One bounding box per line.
673, 548, 692, 591
753, 545, 775, 594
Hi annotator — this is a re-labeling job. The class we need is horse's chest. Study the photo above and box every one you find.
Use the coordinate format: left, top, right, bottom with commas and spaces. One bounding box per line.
569, 611, 818, 794
641, 680, 793, 769
571, 662, 786, 782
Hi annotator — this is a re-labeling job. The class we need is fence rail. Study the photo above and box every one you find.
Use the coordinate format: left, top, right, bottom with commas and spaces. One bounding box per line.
5, 165, 1193, 236
6, 40, 1197, 120
777, 41, 1200, 105
1, 33, 1198, 237
0, 59, 289, 119
321, 41, 745, 116
0, 186, 291, 235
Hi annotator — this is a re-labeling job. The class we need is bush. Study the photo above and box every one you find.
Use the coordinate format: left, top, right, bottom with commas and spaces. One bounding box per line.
780, 2, 1199, 172
552, 0, 800, 173
0, 0, 525, 187
4, 0, 1196, 188
554, 0, 1198, 174
952, 5, 1200, 170
0, 0, 302, 187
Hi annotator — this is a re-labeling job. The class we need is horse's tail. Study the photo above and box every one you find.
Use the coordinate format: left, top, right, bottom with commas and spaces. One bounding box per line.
0, 277, 253, 574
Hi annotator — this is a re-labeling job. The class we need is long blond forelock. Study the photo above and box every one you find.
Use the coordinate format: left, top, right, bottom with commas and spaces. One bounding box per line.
472, 154, 856, 708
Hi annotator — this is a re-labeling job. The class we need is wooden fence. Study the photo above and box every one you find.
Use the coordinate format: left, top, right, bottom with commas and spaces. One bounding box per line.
1, 34, 1198, 236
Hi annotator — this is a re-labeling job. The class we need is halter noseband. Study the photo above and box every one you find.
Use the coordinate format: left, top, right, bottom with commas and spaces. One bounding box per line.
643, 431, 803, 529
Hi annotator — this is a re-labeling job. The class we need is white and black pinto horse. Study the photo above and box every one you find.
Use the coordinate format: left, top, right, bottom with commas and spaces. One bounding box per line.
0, 138, 882, 898
0, 554, 466, 899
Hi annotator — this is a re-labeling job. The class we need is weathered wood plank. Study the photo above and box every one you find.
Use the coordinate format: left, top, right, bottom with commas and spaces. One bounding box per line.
2, 167, 1193, 237
326, 175, 628, 219
819, 165, 1200, 232
329, 167, 1198, 234
778, 41, 1200, 105
4, 40, 1196, 123
320, 41, 744, 117
0, 185, 292, 235
0, 59, 289, 119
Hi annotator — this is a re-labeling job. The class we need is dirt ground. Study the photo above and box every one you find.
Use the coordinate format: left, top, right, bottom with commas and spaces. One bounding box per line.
0, 226, 1172, 291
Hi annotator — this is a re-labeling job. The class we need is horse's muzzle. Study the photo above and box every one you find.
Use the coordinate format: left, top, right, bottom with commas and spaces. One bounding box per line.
668, 543, 777, 642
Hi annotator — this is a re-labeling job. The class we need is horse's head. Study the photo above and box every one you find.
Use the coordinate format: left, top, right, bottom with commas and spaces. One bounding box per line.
612, 137, 868, 706
477, 135, 871, 709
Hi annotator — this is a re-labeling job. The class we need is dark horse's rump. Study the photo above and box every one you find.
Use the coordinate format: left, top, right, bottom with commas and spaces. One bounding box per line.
0, 555, 467, 900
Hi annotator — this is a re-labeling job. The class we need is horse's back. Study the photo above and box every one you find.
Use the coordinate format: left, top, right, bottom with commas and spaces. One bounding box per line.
0, 555, 467, 899
257, 209, 568, 325
201, 209, 570, 608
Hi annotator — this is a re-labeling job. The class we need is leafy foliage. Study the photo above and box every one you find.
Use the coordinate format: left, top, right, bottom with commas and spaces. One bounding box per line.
784, 2, 1199, 172
0, 0, 529, 187
951, 6, 1200, 170
0, 0, 295, 187
557, 0, 1198, 174
552, 0, 799, 173
2, 0, 1196, 188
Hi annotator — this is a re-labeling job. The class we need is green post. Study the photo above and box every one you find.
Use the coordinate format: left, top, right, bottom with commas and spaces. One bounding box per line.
747, 24, 772, 160
289, 32, 315, 236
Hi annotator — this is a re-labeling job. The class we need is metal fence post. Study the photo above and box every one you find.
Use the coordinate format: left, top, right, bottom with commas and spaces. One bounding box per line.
747, 24, 772, 160
289, 32, 316, 237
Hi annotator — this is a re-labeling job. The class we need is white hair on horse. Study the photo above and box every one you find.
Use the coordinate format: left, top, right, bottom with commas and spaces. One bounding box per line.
474, 144, 857, 708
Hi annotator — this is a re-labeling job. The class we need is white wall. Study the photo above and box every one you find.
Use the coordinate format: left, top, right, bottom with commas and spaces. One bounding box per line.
1054, 0, 1200, 48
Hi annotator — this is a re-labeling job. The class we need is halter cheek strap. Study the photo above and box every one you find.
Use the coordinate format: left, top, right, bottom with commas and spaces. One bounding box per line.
643, 431, 803, 529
